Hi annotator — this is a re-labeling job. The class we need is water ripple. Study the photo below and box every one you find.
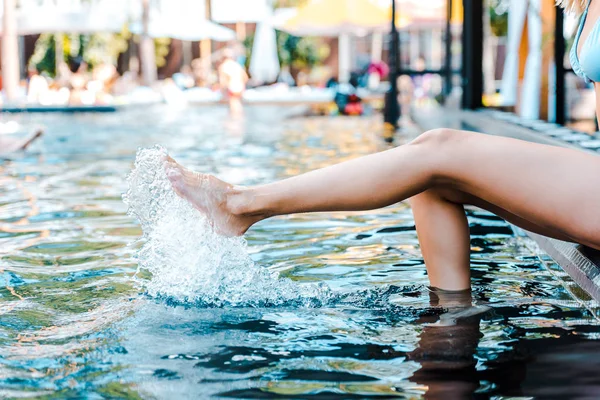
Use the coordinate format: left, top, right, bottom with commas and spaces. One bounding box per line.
0, 108, 598, 398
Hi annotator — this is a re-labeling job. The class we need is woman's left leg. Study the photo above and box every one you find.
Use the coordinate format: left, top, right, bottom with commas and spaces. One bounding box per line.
166, 128, 600, 248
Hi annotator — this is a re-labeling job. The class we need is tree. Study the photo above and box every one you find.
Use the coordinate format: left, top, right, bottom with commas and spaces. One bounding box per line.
29, 32, 131, 76
489, 0, 509, 37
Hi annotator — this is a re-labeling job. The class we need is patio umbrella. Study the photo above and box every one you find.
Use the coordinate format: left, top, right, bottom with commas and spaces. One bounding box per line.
283, 0, 389, 36
249, 7, 280, 84
271, 7, 298, 30
0, 7, 127, 34
282, 0, 389, 83
130, 18, 235, 41
392, 0, 445, 28
373, 0, 462, 28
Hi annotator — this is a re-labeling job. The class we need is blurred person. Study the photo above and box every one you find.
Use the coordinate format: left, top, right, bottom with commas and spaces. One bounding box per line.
399, 74, 414, 113
191, 58, 204, 87
45, 62, 73, 105
277, 65, 295, 87
412, 57, 430, 106
26, 66, 49, 104
89, 63, 118, 105
218, 49, 248, 117
296, 70, 309, 87
163, 1, 600, 292
233, 41, 247, 67
91, 63, 118, 88
67, 57, 89, 105
325, 76, 338, 89
191, 57, 216, 88
333, 78, 363, 115
172, 65, 195, 90
367, 60, 389, 90
0, 129, 43, 156
158, 78, 189, 106
112, 70, 139, 97
54, 62, 72, 88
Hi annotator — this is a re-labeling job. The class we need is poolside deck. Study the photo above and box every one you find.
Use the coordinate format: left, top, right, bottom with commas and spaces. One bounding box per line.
410, 107, 600, 305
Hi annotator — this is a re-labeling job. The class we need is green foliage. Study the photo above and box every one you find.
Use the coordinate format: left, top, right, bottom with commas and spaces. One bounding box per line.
489, 0, 509, 37
29, 27, 167, 76
29, 33, 57, 75
276, 31, 330, 69
154, 37, 172, 68
243, 34, 255, 69
84, 32, 130, 66
131, 35, 172, 68
243, 31, 328, 70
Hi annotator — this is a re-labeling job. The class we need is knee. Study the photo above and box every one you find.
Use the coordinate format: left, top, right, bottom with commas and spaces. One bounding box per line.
410, 128, 462, 149
408, 187, 466, 208
408, 189, 442, 208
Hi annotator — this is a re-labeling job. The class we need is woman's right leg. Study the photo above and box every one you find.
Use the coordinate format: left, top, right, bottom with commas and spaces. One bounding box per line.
166, 128, 600, 249
409, 190, 471, 290
410, 187, 576, 290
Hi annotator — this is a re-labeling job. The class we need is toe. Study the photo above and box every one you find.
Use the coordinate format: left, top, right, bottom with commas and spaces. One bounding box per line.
161, 153, 176, 163
165, 165, 182, 183
168, 175, 185, 197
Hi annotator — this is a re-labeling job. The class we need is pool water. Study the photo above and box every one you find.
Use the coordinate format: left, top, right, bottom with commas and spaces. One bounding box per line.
1, 106, 599, 399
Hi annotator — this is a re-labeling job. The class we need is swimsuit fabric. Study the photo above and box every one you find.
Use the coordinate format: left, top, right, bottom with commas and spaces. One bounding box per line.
571, 0, 600, 83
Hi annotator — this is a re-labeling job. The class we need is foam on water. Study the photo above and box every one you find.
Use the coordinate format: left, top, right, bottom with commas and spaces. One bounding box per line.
123, 145, 331, 307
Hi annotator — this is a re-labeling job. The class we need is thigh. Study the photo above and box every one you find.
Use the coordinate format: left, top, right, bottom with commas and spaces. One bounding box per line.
439, 131, 600, 249
438, 188, 576, 243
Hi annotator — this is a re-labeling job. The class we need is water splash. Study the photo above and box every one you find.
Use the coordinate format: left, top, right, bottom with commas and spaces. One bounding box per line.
123, 145, 331, 307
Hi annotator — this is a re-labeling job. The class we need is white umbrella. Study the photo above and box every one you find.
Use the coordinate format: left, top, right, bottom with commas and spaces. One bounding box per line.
500, 0, 527, 107
130, 15, 235, 41
520, 0, 542, 120
249, 10, 280, 84
0, 7, 127, 34
270, 7, 298, 30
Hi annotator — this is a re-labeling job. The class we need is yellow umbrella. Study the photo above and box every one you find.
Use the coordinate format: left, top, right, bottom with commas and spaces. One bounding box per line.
284, 0, 390, 36
392, 0, 459, 28
394, 14, 412, 29
451, 0, 463, 24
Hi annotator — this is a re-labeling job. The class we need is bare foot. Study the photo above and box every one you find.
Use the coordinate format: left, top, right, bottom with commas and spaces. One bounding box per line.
164, 158, 258, 236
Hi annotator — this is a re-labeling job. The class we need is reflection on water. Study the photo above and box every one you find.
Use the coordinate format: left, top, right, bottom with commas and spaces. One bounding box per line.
0, 106, 599, 399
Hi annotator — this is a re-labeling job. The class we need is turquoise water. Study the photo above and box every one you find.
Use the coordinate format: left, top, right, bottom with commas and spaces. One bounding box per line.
1, 106, 599, 399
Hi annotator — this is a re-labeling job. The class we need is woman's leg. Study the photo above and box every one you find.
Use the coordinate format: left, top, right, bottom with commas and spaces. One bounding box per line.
166, 128, 600, 250
409, 190, 471, 290
409, 188, 576, 290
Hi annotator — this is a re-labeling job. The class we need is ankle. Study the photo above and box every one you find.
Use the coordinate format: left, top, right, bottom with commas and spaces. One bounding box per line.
226, 186, 265, 218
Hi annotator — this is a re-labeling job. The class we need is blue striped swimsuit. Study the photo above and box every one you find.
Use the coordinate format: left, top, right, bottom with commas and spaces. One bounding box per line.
571, 0, 600, 82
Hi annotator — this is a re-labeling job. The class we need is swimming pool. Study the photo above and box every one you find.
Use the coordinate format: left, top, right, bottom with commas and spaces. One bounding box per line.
1, 106, 599, 399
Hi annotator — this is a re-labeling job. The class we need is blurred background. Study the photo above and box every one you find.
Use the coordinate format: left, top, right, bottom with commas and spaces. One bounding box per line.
0, 0, 594, 132
3, 3, 600, 398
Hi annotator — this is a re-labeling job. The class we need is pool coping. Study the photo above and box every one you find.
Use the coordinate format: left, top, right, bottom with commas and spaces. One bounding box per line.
409, 107, 600, 304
